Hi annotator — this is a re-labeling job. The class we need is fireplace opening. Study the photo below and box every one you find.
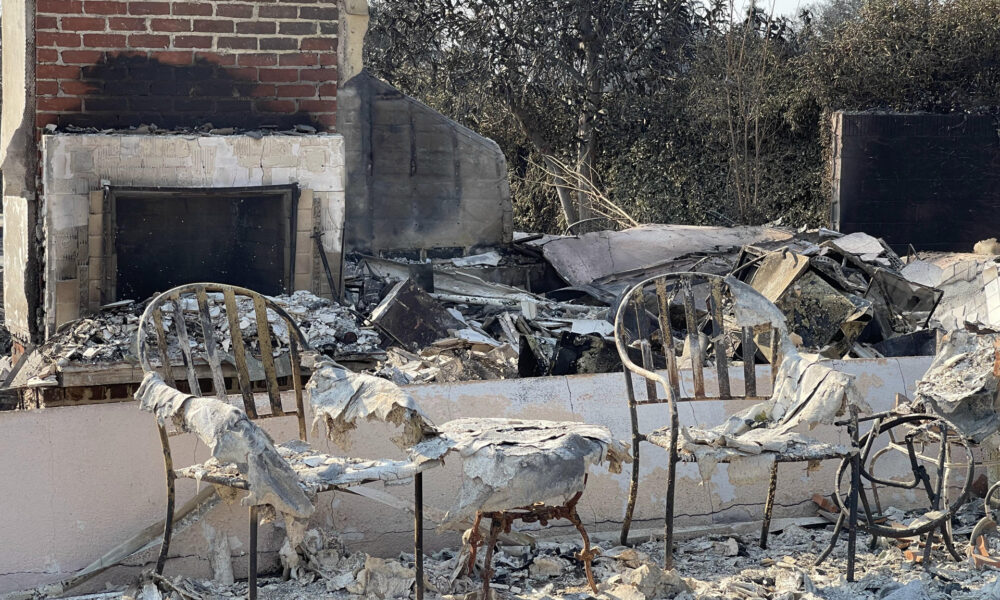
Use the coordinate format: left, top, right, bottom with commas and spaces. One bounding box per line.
107, 185, 298, 301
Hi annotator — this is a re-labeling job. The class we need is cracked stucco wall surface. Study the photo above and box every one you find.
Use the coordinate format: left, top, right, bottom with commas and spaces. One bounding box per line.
40, 133, 345, 334
0, 357, 932, 593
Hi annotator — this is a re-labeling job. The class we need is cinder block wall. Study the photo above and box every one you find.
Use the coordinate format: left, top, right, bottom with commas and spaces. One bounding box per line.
340, 71, 513, 255
33, 0, 339, 131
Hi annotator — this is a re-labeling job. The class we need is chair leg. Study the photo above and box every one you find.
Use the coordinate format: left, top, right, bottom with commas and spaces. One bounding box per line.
466, 513, 484, 576
156, 479, 176, 575
846, 452, 860, 582
941, 520, 962, 561
814, 508, 845, 567
568, 505, 599, 593
664, 427, 678, 570
156, 426, 175, 576
414, 473, 424, 600
622, 368, 641, 548
480, 517, 502, 600
760, 461, 779, 549
621, 441, 640, 547
248, 505, 258, 600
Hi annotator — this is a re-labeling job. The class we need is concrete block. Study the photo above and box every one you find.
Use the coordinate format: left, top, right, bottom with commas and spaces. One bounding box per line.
55, 280, 81, 326
48, 194, 90, 230
293, 273, 311, 292
294, 252, 313, 276
297, 207, 316, 232
88, 279, 102, 309
88, 213, 103, 239
89, 256, 103, 282
89, 234, 104, 258
71, 150, 95, 173
295, 231, 313, 256
298, 189, 314, 211
89, 190, 104, 215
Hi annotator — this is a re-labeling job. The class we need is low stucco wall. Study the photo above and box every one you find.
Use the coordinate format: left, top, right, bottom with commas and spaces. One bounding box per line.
0, 357, 932, 593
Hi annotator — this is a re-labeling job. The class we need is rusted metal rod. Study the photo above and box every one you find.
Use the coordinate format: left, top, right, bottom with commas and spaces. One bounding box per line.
249, 506, 258, 600
414, 473, 424, 600
759, 461, 779, 549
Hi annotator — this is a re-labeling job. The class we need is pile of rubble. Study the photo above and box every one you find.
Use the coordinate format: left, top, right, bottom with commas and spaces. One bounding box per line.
343, 224, 954, 386
7, 223, 990, 393
731, 230, 941, 358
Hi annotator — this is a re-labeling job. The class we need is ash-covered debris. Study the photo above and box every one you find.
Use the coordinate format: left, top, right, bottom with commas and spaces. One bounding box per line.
377, 343, 519, 385
910, 329, 1000, 443
134, 499, 1000, 600
733, 230, 941, 359
12, 291, 379, 387
44, 121, 326, 138
12, 225, 1000, 395
345, 247, 613, 384
47, 301, 143, 364
338, 224, 954, 387
272, 291, 381, 357
902, 250, 1000, 334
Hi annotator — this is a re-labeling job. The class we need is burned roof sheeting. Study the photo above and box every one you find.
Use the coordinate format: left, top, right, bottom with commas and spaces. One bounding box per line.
410, 418, 630, 525
306, 356, 439, 450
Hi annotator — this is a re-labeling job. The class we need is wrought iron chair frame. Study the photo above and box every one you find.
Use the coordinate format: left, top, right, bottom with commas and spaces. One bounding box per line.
816, 411, 974, 572
137, 283, 425, 600
614, 272, 859, 569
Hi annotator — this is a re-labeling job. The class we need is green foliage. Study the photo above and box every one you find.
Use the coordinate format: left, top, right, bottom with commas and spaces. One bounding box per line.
366, 0, 1000, 233
800, 0, 1000, 111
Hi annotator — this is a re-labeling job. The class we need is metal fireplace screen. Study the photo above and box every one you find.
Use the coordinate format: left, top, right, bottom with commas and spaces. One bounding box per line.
106, 185, 298, 302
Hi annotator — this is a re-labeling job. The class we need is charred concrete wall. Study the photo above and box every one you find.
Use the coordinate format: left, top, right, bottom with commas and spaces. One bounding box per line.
339, 71, 513, 255
41, 134, 345, 335
831, 111, 1000, 252
2, 0, 42, 343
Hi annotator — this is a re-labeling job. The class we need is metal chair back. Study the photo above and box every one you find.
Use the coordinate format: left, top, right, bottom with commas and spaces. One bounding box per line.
137, 282, 312, 441
614, 271, 784, 411
612, 272, 790, 559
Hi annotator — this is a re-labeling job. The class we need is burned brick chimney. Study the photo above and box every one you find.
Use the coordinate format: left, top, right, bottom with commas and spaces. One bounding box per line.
1, 0, 352, 344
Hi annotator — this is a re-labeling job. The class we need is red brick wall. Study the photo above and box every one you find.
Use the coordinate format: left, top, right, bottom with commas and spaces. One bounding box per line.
35, 1, 338, 131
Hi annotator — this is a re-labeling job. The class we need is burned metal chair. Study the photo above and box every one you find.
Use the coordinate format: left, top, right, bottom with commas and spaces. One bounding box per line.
614, 272, 864, 570
822, 330, 989, 569
970, 480, 1000, 568
815, 409, 973, 571
410, 418, 629, 598
136, 283, 436, 600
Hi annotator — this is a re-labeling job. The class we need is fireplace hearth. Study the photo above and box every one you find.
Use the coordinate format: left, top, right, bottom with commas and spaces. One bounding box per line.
40, 133, 344, 337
